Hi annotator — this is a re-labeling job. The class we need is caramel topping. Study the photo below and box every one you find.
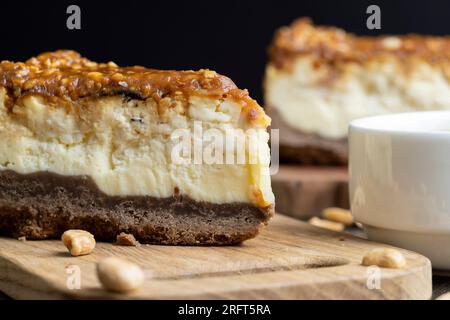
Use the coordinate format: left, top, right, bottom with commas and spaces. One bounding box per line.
269, 18, 450, 69
0, 50, 238, 100
0, 50, 269, 127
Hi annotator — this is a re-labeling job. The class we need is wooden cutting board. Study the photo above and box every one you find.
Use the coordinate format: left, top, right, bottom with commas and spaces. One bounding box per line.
0, 214, 431, 300
272, 165, 349, 219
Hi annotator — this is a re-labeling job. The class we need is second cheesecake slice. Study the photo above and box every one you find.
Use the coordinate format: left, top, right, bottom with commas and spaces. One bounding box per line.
265, 18, 450, 165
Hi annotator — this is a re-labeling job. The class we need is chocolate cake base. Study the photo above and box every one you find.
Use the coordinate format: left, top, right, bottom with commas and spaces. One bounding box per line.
0, 170, 273, 245
268, 107, 348, 165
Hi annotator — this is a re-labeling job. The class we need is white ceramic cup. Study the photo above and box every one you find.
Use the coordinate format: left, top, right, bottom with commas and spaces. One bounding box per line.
349, 111, 450, 270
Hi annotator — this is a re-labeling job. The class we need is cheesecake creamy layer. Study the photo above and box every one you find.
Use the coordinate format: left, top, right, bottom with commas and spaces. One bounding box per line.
0, 87, 274, 207
266, 59, 450, 139
266, 19, 450, 140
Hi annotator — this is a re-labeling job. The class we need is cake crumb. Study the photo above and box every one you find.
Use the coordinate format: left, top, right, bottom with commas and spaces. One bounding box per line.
116, 232, 141, 247
18, 236, 26, 241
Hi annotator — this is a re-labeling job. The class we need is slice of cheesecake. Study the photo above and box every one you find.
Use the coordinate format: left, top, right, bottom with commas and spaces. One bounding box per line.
0, 50, 274, 245
265, 18, 450, 165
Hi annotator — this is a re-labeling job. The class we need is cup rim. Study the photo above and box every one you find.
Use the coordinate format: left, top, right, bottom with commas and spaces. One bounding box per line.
349, 110, 450, 137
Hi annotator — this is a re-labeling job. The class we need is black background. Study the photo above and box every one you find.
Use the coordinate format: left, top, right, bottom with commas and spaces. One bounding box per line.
0, 0, 448, 102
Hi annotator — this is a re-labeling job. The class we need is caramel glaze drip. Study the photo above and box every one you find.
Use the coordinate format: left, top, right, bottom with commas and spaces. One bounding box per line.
269, 18, 450, 70
0, 50, 268, 126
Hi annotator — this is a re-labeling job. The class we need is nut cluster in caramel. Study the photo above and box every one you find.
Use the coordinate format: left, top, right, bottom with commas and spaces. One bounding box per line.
0, 50, 269, 126
0, 50, 242, 100
269, 18, 450, 69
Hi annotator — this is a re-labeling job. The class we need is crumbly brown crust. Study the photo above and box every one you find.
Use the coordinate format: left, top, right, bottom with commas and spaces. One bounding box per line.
0, 51, 268, 126
0, 170, 273, 245
268, 107, 347, 165
269, 18, 450, 70
279, 145, 347, 166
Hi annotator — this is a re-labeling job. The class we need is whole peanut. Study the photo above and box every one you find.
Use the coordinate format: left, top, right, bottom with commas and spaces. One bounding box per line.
97, 257, 144, 293
322, 207, 354, 226
308, 217, 345, 232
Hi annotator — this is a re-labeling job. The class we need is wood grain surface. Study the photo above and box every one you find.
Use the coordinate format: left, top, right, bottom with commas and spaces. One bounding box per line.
272, 166, 349, 219
0, 214, 431, 300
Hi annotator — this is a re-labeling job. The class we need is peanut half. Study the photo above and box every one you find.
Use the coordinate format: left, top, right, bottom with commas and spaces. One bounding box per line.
322, 207, 354, 226
362, 248, 406, 269
308, 217, 345, 232
97, 257, 145, 293
436, 292, 450, 300
62, 229, 96, 256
